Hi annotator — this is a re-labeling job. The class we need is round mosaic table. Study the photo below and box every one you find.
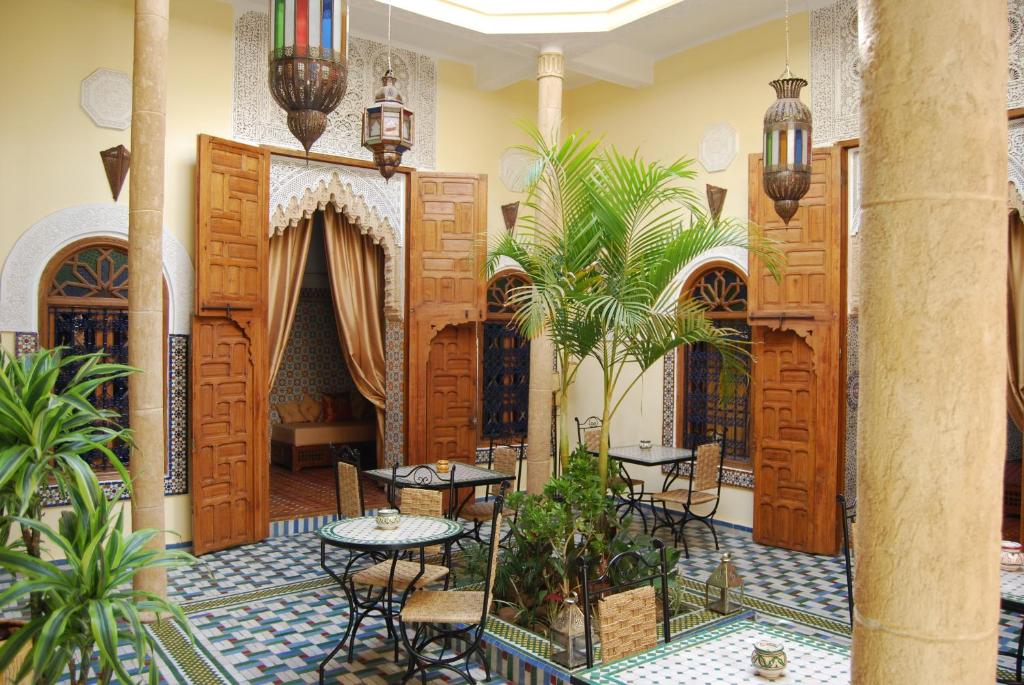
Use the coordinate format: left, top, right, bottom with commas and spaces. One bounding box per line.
316, 515, 466, 681
317, 514, 464, 553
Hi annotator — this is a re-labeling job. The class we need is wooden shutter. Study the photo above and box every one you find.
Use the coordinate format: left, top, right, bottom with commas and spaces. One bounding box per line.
407, 173, 487, 466
747, 149, 843, 554
191, 135, 269, 555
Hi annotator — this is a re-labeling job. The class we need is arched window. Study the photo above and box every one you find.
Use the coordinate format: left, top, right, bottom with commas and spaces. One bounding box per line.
481, 272, 531, 440
39, 239, 165, 474
678, 264, 751, 467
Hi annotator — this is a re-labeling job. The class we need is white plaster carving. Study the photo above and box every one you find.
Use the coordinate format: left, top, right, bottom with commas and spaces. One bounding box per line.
80, 68, 132, 130
699, 122, 739, 173
269, 159, 405, 320
0, 204, 194, 335
812, 0, 1024, 145
232, 11, 437, 169
269, 157, 405, 245
673, 247, 748, 301
499, 148, 537, 193
1012, 118, 1024, 195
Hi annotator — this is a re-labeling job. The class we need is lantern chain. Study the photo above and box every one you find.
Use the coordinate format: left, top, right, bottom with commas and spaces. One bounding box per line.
387, 0, 393, 72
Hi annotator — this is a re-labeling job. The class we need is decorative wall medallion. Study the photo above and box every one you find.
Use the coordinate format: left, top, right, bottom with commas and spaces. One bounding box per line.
80, 68, 132, 130
233, 11, 437, 169
699, 122, 739, 173
42, 334, 189, 506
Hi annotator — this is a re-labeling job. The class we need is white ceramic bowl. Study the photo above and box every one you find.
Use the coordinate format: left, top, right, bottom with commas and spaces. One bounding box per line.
375, 508, 401, 530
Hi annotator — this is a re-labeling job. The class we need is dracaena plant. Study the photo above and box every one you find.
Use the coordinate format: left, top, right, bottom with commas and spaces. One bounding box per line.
0, 465, 194, 685
0, 348, 135, 565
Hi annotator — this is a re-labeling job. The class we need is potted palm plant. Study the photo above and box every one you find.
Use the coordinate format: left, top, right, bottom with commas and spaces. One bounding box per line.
489, 128, 779, 490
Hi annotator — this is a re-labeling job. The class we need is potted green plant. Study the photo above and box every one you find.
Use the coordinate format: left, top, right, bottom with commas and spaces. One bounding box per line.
0, 468, 193, 684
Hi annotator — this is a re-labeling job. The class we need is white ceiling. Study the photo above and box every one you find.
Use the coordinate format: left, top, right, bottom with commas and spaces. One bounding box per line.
229, 0, 828, 91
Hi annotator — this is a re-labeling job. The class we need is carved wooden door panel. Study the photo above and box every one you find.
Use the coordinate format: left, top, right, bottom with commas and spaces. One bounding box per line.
748, 148, 843, 554
407, 173, 487, 464
426, 323, 479, 464
191, 135, 269, 555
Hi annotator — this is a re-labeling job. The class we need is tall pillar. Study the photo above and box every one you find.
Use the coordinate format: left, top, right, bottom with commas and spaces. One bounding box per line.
128, 0, 168, 598
526, 47, 563, 493
854, 0, 1007, 681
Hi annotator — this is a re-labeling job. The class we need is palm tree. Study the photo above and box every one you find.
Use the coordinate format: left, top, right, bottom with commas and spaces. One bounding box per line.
489, 128, 779, 490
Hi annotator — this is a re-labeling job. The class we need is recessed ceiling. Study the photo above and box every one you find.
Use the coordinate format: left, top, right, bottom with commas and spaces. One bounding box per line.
377, 0, 688, 34
227, 0, 826, 91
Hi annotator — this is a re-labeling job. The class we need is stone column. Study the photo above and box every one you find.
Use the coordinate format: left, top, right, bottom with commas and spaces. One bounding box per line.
525, 47, 564, 493
854, 0, 1007, 682
128, 0, 168, 598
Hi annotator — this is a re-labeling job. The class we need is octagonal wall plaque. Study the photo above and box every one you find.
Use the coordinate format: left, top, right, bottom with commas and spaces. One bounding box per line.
81, 68, 132, 130
699, 122, 739, 173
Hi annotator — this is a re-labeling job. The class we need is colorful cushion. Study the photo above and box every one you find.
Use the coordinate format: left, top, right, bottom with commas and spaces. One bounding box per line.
321, 393, 353, 422
276, 400, 305, 424
299, 394, 321, 422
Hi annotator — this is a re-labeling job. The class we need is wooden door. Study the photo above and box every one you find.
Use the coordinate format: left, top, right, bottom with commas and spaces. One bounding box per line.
191, 135, 269, 555
748, 148, 843, 554
407, 173, 487, 465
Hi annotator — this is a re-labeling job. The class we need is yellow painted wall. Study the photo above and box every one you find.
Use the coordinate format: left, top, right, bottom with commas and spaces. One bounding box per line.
435, 60, 537, 241
563, 15, 811, 528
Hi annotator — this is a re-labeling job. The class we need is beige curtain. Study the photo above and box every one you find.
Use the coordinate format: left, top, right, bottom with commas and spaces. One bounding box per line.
322, 207, 387, 466
268, 219, 313, 385
1010, 203, 1024, 431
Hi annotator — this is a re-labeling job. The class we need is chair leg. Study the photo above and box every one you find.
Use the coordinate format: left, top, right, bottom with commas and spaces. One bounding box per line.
1016, 616, 1024, 680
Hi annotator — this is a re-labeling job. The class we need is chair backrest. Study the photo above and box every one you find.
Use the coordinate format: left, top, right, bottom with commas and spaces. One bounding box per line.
578, 537, 672, 667
691, 441, 722, 493
400, 488, 442, 517
596, 585, 658, 664
489, 446, 520, 497
390, 463, 458, 517
575, 416, 604, 452
335, 461, 363, 519
478, 484, 508, 628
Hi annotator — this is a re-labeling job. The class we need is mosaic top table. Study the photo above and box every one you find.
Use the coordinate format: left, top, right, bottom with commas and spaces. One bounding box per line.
1003, 568, 1024, 612
600, 445, 696, 532
569, 620, 850, 685
315, 515, 464, 679
364, 462, 514, 516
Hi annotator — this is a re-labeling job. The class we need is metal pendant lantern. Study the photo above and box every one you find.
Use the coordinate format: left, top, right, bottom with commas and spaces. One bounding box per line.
362, 1, 414, 180
269, 0, 349, 153
762, 0, 811, 225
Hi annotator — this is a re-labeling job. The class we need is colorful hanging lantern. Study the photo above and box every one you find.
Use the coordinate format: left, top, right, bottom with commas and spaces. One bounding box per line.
762, 0, 811, 225
362, 2, 414, 180
268, 0, 349, 153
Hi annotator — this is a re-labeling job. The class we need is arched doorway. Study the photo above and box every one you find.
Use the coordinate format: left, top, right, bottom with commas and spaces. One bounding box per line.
676, 263, 751, 467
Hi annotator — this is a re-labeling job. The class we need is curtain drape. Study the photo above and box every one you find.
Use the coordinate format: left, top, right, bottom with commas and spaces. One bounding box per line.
322, 207, 388, 466
1009, 203, 1024, 433
268, 218, 313, 386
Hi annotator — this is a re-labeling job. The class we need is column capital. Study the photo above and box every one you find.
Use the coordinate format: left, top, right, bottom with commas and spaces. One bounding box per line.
537, 50, 565, 80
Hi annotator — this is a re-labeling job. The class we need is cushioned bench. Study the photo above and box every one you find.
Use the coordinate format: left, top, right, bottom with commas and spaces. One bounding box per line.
270, 421, 375, 472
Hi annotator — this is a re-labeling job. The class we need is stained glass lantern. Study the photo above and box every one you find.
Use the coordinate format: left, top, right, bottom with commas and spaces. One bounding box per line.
549, 594, 587, 669
362, 70, 414, 180
704, 552, 745, 614
762, 70, 812, 225
268, 0, 349, 153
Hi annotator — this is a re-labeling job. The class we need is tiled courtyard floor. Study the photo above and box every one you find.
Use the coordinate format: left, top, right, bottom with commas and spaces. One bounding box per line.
4, 516, 1018, 682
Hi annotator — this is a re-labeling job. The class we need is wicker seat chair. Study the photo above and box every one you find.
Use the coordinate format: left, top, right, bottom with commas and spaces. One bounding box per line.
458, 439, 522, 544
334, 460, 365, 519
397, 486, 507, 684
651, 441, 724, 558
578, 537, 672, 667
575, 416, 649, 531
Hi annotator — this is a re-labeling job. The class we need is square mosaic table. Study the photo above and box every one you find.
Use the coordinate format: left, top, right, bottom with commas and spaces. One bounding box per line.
570, 619, 849, 685
606, 445, 696, 467
365, 462, 513, 490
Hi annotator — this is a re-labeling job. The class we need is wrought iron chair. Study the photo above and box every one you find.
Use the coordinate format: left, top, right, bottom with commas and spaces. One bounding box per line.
397, 486, 508, 684
651, 441, 724, 558
458, 438, 522, 544
388, 463, 459, 519
575, 415, 649, 530
334, 460, 364, 519
577, 537, 672, 668
837, 493, 856, 627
